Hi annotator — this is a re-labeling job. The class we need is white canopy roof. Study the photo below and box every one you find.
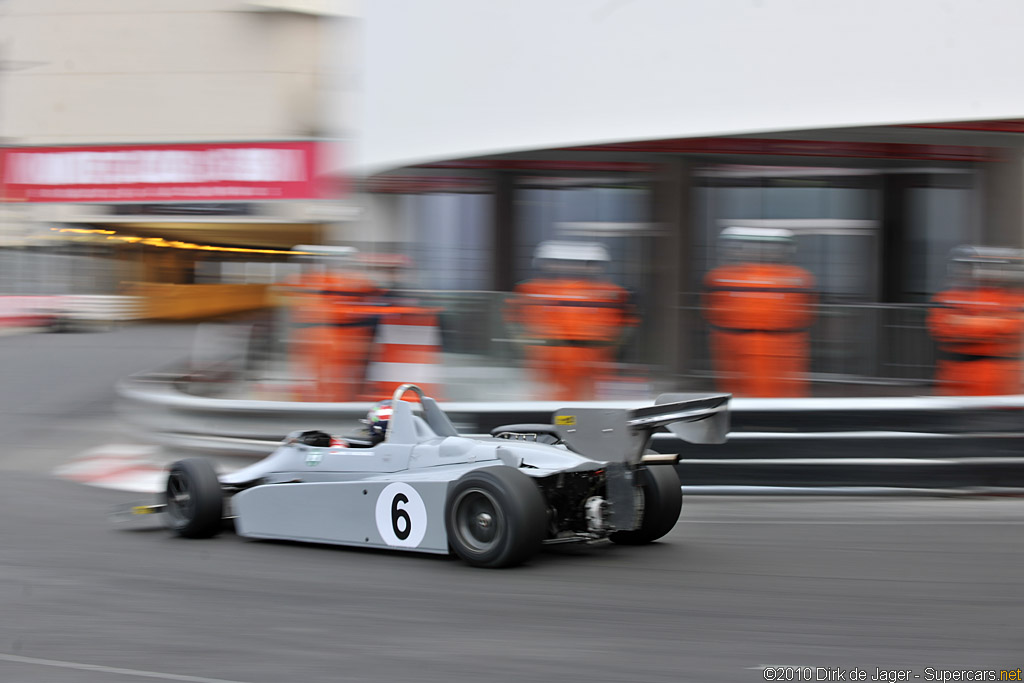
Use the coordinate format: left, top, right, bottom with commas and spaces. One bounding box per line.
358, 0, 1024, 174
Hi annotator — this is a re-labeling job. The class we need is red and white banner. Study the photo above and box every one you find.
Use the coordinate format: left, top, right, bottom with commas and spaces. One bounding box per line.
0, 141, 333, 202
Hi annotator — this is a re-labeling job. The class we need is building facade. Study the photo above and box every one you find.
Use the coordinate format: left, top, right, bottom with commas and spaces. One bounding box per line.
0, 0, 356, 301
355, 0, 1024, 396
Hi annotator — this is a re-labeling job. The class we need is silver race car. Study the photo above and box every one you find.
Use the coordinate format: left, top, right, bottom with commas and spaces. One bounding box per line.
127, 384, 730, 568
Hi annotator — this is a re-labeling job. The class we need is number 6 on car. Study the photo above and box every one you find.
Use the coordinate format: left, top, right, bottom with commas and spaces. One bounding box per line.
375, 483, 427, 547
123, 384, 730, 568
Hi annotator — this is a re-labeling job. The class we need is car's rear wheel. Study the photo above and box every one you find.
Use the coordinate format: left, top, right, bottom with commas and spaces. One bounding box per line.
445, 466, 547, 568
609, 465, 682, 545
164, 458, 224, 539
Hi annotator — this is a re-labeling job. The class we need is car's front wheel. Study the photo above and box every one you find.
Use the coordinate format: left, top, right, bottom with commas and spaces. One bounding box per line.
445, 466, 547, 568
609, 465, 682, 545
164, 458, 224, 539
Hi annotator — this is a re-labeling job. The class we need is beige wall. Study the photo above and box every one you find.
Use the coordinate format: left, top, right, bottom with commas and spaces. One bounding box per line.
0, 0, 353, 145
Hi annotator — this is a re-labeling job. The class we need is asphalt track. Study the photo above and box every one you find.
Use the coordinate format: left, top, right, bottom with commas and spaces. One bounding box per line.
2, 474, 1023, 683
2, 325, 1024, 682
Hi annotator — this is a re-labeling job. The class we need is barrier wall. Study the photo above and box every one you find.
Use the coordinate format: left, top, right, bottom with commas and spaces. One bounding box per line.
117, 369, 1024, 490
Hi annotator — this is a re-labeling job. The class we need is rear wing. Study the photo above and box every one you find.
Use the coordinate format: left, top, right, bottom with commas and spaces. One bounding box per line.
552, 393, 730, 465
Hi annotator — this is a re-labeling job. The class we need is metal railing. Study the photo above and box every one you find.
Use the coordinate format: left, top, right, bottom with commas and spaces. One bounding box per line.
182, 291, 952, 400
680, 299, 939, 395
367, 292, 945, 396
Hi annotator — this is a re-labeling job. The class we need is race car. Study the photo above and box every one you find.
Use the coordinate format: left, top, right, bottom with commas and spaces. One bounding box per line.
125, 384, 730, 568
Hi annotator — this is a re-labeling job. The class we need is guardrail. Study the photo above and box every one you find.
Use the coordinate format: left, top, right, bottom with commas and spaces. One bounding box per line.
116, 369, 1024, 490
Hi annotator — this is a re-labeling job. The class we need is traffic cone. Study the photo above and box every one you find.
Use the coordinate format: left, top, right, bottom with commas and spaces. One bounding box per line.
361, 306, 444, 401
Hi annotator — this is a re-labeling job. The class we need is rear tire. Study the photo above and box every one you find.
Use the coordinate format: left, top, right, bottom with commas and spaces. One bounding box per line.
164, 458, 224, 539
609, 465, 682, 545
445, 467, 547, 568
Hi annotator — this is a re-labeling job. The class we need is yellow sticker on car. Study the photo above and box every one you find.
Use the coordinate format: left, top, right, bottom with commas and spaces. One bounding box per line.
555, 415, 576, 426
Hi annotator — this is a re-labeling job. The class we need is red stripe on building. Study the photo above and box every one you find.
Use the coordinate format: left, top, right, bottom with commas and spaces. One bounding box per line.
559, 137, 995, 162
0, 140, 334, 203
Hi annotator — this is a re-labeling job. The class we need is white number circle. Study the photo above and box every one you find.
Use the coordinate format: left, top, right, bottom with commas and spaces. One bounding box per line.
374, 483, 428, 548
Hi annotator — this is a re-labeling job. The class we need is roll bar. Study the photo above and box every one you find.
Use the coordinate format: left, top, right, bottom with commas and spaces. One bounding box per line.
392, 383, 426, 403
388, 384, 458, 439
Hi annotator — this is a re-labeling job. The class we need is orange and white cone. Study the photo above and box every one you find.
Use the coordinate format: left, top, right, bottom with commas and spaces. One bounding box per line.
361, 307, 444, 401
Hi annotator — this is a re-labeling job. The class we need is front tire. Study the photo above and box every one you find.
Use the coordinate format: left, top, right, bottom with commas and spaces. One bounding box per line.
445, 466, 547, 568
164, 458, 224, 539
609, 465, 682, 545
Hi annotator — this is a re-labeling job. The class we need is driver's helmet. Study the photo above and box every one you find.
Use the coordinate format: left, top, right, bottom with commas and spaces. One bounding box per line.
363, 400, 393, 436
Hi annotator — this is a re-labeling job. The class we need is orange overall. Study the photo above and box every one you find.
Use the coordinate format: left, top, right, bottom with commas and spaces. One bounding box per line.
703, 263, 815, 397
508, 278, 636, 400
928, 287, 1024, 396
292, 272, 380, 402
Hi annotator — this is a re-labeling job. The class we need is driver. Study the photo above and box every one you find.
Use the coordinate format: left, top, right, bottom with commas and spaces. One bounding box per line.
332, 400, 393, 448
